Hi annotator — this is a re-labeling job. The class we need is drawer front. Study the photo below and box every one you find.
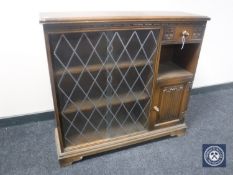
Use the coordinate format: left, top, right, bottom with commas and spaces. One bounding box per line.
163, 24, 205, 42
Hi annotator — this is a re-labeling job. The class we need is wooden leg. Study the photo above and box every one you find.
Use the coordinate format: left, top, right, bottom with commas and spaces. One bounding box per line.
59, 156, 83, 167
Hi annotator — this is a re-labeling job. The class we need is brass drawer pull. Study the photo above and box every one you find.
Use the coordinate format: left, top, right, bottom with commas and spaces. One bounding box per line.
182, 30, 190, 37
181, 30, 189, 50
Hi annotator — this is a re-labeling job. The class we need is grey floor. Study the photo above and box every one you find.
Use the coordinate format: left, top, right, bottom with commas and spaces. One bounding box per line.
0, 88, 233, 175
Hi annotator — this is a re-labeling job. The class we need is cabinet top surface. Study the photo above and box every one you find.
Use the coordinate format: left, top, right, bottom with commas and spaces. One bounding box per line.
40, 11, 210, 24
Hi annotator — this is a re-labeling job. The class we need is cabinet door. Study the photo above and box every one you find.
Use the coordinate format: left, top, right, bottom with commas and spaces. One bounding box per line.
152, 82, 192, 128
48, 29, 160, 147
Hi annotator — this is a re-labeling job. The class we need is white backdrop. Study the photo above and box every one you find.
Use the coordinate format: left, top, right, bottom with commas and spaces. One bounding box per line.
0, 0, 233, 118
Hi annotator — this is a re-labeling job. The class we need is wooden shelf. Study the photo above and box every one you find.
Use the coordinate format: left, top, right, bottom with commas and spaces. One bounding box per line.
56, 59, 151, 76
157, 62, 193, 83
65, 120, 146, 148
64, 91, 149, 114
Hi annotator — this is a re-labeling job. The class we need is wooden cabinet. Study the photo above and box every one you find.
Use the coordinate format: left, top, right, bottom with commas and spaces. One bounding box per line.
40, 12, 210, 166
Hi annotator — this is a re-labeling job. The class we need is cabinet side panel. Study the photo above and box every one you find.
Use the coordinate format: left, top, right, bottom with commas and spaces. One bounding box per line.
179, 81, 192, 120
43, 30, 65, 151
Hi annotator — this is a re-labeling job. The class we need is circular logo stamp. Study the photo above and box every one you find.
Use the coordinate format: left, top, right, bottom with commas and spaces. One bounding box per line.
204, 146, 225, 166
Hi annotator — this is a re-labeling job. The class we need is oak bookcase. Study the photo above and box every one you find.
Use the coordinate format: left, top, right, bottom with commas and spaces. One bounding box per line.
40, 12, 210, 166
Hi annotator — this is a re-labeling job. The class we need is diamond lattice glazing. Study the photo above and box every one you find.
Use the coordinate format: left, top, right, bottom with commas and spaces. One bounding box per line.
50, 30, 159, 146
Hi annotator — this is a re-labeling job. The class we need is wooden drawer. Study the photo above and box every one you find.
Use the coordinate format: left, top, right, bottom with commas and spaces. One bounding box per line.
163, 24, 205, 43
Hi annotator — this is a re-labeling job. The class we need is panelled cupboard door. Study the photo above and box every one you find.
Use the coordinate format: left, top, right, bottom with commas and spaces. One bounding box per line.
152, 81, 192, 128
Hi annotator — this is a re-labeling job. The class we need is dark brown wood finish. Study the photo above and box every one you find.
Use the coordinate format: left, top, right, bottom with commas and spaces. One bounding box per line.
40, 12, 209, 166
